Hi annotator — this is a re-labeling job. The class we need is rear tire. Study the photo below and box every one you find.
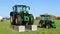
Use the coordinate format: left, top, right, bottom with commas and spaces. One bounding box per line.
10, 12, 15, 25
28, 14, 34, 25
15, 15, 22, 25
40, 20, 46, 28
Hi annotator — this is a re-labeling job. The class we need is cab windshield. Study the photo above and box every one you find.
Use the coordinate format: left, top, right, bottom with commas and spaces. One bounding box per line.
41, 16, 50, 20
17, 6, 29, 12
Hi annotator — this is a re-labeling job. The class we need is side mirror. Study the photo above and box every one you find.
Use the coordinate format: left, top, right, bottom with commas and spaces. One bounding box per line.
27, 6, 30, 10
29, 7, 30, 10
12, 7, 14, 10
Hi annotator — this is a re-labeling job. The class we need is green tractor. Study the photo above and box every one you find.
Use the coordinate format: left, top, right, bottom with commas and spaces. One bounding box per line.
10, 5, 34, 26
38, 14, 56, 28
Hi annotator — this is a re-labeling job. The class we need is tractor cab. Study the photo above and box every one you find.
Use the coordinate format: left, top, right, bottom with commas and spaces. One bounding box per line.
12, 5, 30, 13
40, 15, 50, 20
10, 5, 34, 25
38, 14, 56, 28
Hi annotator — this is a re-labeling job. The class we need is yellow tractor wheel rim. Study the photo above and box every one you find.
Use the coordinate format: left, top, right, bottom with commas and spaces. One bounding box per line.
10, 16, 13, 22
46, 25, 48, 28
16, 18, 18, 24
38, 23, 41, 27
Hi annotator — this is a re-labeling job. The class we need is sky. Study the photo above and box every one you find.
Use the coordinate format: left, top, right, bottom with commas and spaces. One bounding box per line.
0, 0, 60, 17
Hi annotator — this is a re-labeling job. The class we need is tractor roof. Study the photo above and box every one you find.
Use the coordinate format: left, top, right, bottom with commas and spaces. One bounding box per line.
13, 5, 29, 7
40, 13, 50, 17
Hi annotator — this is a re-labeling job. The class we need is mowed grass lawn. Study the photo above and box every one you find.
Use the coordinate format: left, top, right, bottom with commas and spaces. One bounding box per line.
0, 20, 60, 34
